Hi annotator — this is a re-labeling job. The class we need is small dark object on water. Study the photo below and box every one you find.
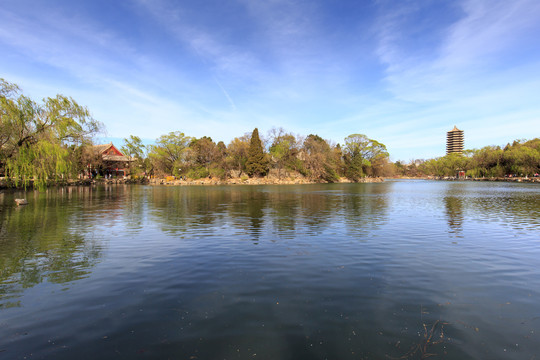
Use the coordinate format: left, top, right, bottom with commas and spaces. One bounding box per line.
15, 199, 28, 206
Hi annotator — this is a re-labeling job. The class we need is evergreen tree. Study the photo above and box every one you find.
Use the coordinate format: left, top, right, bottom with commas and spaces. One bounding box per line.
246, 128, 269, 177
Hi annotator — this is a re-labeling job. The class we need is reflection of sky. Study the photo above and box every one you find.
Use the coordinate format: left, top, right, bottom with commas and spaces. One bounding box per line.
380, 182, 540, 303
2, 182, 540, 358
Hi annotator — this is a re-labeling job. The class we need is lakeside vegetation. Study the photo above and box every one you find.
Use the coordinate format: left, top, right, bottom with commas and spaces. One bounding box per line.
1, 78, 539, 189
0, 79, 102, 189
1, 79, 392, 188
137, 128, 393, 182
395, 138, 540, 178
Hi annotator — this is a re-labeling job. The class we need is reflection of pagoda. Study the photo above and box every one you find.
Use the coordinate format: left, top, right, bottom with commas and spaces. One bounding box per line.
446, 126, 464, 154
444, 196, 463, 236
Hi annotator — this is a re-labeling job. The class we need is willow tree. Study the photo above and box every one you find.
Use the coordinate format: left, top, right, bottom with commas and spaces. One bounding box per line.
122, 135, 146, 176
0, 78, 102, 189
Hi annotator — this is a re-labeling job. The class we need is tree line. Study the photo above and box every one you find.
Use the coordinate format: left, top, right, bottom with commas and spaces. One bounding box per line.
4, 78, 537, 189
122, 127, 393, 181
1, 79, 392, 189
395, 138, 540, 178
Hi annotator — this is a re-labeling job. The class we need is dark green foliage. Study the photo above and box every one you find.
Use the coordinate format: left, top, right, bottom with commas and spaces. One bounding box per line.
246, 128, 269, 177
189, 136, 218, 169
186, 166, 209, 179
344, 153, 365, 181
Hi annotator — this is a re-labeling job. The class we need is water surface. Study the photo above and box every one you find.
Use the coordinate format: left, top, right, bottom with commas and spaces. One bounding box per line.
1, 181, 539, 359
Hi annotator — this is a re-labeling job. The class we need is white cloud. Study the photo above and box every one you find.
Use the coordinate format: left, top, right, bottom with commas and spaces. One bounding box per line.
3, 0, 539, 160
362, 0, 540, 158
376, 0, 540, 102
136, 0, 263, 78
440, 0, 540, 68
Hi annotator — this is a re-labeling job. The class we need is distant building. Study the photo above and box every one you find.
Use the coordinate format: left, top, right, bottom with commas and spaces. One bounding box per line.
446, 126, 464, 154
90, 143, 133, 177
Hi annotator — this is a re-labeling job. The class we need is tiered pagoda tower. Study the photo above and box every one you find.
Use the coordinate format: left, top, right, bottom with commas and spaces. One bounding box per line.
446, 126, 464, 154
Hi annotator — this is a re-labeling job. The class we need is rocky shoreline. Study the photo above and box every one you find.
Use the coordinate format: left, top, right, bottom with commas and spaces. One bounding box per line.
3, 175, 538, 189
147, 176, 384, 186
0, 175, 384, 189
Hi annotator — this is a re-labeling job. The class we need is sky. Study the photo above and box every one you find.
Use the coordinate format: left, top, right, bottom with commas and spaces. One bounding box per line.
1, 0, 539, 161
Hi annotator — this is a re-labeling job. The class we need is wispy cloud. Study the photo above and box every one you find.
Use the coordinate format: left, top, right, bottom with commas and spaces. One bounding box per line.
0, 8, 134, 80
136, 0, 262, 78
136, 0, 355, 97
0, 3, 246, 139
375, 0, 540, 102
440, 0, 540, 68
361, 0, 540, 158
2, 0, 539, 160
213, 77, 237, 111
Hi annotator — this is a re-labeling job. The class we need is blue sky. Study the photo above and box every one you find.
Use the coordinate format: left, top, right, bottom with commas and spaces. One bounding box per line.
1, 0, 539, 160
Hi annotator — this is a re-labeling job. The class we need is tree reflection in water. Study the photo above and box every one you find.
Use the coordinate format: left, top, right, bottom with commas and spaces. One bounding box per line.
0, 187, 106, 308
146, 184, 390, 246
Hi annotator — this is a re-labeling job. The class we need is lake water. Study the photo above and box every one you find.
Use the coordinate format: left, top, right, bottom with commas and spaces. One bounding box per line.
1, 181, 539, 359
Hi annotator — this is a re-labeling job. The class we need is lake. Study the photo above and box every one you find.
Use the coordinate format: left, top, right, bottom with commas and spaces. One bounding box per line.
1, 181, 539, 359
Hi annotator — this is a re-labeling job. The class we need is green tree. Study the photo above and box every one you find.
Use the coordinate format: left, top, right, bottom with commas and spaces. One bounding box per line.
466, 146, 503, 177
246, 128, 269, 177
503, 143, 540, 176
189, 136, 218, 170
343, 134, 389, 180
226, 135, 250, 175
268, 128, 300, 178
443, 152, 469, 176
121, 135, 146, 175
148, 131, 192, 176
0, 78, 102, 189
394, 160, 407, 176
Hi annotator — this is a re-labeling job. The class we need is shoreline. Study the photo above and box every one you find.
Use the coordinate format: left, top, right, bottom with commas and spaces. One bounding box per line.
148, 176, 384, 186
2, 175, 539, 191
390, 176, 540, 183
431, 176, 539, 183
0, 176, 383, 190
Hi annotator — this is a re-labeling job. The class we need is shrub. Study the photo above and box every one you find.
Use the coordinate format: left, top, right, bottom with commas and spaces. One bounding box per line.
209, 167, 226, 179
186, 166, 209, 180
